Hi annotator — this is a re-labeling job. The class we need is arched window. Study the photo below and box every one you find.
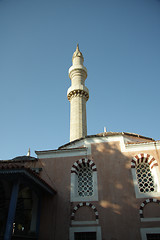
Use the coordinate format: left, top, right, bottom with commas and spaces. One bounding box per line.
71, 159, 98, 202
131, 154, 160, 198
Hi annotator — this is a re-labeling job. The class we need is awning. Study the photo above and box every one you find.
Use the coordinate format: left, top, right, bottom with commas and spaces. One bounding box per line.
0, 163, 56, 195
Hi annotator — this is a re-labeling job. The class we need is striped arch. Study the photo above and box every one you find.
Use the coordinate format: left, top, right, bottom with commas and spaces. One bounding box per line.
71, 202, 99, 220
71, 158, 97, 175
139, 198, 160, 218
131, 153, 158, 169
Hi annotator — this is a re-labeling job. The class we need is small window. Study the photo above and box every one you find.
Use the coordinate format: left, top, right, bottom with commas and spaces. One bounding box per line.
147, 234, 160, 240
75, 232, 96, 240
141, 227, 160, 240
69, 226, 101, 240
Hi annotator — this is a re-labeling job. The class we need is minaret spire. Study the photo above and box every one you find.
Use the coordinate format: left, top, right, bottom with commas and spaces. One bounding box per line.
76, 43, 80, 54
77, 43, 79, 50
67, 45, 89, 142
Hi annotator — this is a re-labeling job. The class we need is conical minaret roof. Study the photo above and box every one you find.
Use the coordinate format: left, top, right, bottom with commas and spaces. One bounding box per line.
72, 44, 84, 62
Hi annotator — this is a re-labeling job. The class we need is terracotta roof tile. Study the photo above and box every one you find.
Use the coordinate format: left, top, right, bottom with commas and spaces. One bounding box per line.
58, 132, 154, 149
0, 163, 56, 195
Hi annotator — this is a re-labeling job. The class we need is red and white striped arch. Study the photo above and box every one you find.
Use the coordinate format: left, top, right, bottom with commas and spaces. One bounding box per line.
71, 158, 97, 175
139, 198, 160, 219
131, 153, 158, 169
71, 202, 99, 220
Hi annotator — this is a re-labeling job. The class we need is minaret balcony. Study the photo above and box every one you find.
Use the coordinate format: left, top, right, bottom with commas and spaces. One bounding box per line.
67, 89, 89, 101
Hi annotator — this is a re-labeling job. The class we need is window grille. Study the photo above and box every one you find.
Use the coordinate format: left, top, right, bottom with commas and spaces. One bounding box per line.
78, 165, 93, 197
136, 163, 155, 193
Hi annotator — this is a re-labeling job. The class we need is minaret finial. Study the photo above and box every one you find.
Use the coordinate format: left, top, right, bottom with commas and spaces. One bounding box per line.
27, 148, 30, 156
72, 43, 84, 62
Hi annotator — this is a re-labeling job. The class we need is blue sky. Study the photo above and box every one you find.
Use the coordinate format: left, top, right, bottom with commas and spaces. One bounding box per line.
0, 0, 160, 159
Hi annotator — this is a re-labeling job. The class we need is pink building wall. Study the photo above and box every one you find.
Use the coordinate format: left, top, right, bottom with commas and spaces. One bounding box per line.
31, 138, 160, 240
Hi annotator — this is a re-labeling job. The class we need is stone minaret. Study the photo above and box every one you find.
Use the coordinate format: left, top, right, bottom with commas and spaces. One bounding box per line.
67, 44, 89, 142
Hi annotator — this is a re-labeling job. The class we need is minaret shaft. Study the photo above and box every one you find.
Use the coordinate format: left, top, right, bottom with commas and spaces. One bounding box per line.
68, 45, 89, 142
70, 95, 87, 141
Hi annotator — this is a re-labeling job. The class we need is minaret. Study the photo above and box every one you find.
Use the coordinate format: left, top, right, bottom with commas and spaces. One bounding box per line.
67, 44, 89, 142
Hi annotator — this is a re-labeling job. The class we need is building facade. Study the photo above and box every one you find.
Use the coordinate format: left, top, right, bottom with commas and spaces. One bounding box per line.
0, 46, 160, 240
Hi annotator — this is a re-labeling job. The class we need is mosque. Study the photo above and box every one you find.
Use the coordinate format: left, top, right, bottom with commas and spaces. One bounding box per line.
0, 45, 160, 240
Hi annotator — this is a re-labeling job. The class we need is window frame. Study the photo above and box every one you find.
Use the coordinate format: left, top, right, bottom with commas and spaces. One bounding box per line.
140, 228, 160, 240
69, 226, 102, 240
70, 159, 98, 202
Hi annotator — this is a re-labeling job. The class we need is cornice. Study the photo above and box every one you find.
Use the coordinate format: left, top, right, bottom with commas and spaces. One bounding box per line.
35, 147, 87, 159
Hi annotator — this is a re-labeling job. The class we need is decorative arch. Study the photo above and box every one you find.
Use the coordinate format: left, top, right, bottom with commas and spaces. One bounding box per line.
71, 158, 97, 174
139, 198, 160, 218
71, 202, 99, 220
131, 153, 158, 169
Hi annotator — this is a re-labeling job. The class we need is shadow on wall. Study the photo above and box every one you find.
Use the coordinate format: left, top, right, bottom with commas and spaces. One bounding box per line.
91, 141, 141, 240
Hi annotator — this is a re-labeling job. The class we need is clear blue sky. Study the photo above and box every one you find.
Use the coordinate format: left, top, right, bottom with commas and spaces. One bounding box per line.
0, 0, 160, 159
